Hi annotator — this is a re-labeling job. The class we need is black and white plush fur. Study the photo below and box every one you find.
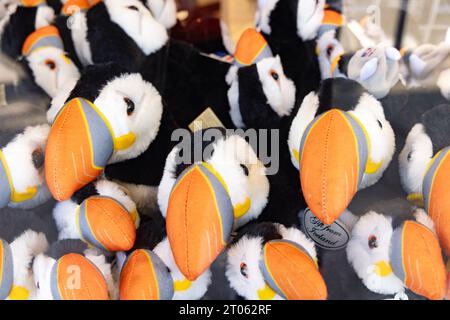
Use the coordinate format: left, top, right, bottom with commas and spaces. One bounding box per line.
256, 0, 323, 103
53, 0, 168, 71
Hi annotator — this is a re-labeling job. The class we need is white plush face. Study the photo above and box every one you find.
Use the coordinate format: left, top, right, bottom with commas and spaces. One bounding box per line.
32, 254, 55, 300
349, 93, 396, 189
2, 124, 51, 208
288, 92, 395, 188
226, 224, 317, 300
256, 56, 296, 118
145, 0, 177, 29
296, 0, 324, 41
346, 211, 404, 295
158, 135, 269, 229
153, 238, 211, 300
93, 72, 163, 163
104, 0, 168, 55
7, 231, 48, 300
399, 124, 434, 195
26, 47, 80, 97
227, 56, 296, 129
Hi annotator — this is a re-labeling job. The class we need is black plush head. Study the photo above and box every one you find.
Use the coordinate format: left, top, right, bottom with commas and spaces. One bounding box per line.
421, 104, 450, 154
231, 222, 282, 246
46, 239, 88, 260
67, 62, 130, 101
53, 15, 83, 69
317, 77, 367, 113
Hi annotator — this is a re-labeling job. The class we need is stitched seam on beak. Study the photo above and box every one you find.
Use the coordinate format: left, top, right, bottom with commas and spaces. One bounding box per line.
183, 173, 193, 278
417, 229, 440, 298
321, 112, 334, 222
53, 102, 73, 200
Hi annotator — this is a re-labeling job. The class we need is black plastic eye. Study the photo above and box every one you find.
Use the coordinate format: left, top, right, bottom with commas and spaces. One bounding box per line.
270, 70, 279, 81
124, 97, 135, 116
377, 120, 383, 129
240, 262, 248, 278
326, 44, 334, 57
368, 235, 378, 249
36, 282, 40, 289
240, 164, 249, 176
45, 59, 56, 70
32, 148, 44, 169
407, 151, 413, 162
127, 5, 139, 11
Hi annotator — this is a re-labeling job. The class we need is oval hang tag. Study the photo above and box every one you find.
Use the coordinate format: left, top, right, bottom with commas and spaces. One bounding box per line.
299, 208, 350, 250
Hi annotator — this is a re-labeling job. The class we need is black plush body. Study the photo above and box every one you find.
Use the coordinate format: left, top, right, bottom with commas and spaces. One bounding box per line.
421, 104, 450, 153
261, 0, 321, 103
53, 15, 84, 69
140, 39, 235, 129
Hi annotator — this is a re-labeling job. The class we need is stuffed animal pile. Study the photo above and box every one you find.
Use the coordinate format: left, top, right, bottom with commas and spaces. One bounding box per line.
0, 0, 449, 300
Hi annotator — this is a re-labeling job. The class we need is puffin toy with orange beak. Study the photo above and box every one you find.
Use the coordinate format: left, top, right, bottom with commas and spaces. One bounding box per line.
157, 128, 270, 283
51, 0, 168, 70
347, 210, 447, 300
288, 77, 396, 226
32, 239, 116, 300
118, 214, 212, 300
52, 179, 140, 253
0, 125, 51, 209
255, 0, 326, 102
0, 229, 49, 300
45, 62, 176, 205
0, 3, 81, 99
399, 104, 450, 260
226, 28, 297, 130
226, 222, 327, 300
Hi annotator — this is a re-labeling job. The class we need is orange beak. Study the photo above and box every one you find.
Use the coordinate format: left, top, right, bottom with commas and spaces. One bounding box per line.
166, 163, 234, 281
259, 240, 327, 300
298, 109, 367, 224
45, 98, 116, 201
50, 253, 109, 300
390, 221, 447, 300
119, 249, 174, 300
77, 196, 136, 252
423, 147, 450, 256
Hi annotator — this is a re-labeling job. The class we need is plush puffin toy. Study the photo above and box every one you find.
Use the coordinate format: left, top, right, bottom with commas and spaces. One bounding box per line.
53, 0, 168, 70
226, 221, 327, 300
32, 239, 116, 299
226, 28, 296, 129
255, 0, 324, 102
0, 230, 48, 300
287, 78, 396, 225
0, 3, 55, 60
45, 62, 175, 204
118, 214, 212, 300
347, 210, 447, 300
157, 128, 270, 281
0, 124, 51, 209
399, 104, 450, 258
1, 5, 80, 98
52, 178, 140, 252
